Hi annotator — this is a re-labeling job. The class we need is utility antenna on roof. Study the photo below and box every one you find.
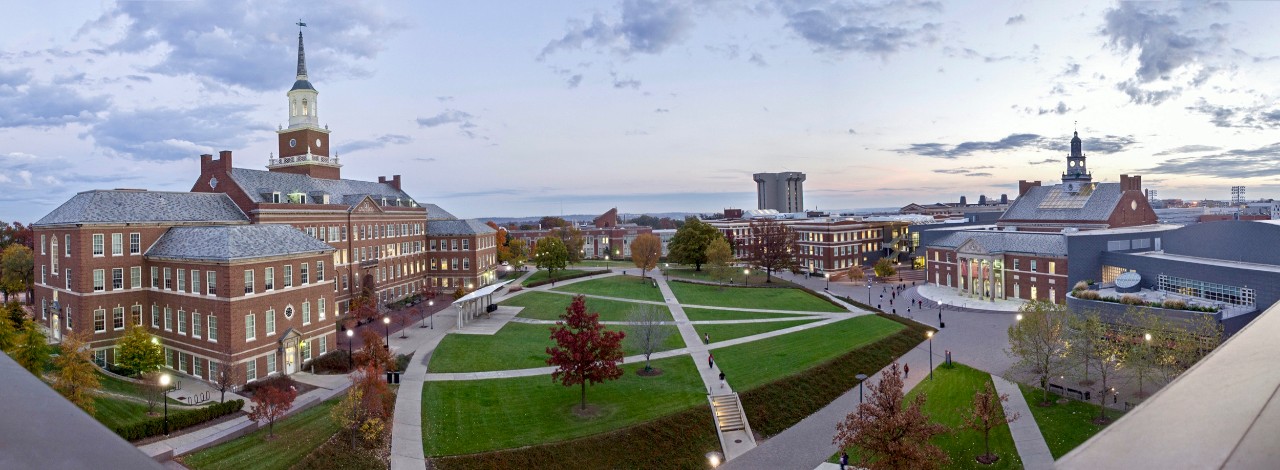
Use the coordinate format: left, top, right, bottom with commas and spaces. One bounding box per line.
1074, 120, 1077, 133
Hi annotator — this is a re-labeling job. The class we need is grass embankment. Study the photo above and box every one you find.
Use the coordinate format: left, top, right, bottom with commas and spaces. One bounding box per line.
423, 356, 707, 456
521, 269, 589, 286
901, 364, 1022, 469
504, 292, 672, 322
93, 396, 153, 429
734, 314, 928, 436
668, 282, 845, 312
682, 306, 807, 321
182, 398, 343, 470
694, 319, 822, 343
666, 267, 800, 287
551, 275, 665, 302
1017, 383, 1117, 458
428, 322, 684, 373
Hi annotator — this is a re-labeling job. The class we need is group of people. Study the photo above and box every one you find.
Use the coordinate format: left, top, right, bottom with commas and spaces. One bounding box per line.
707, 352, 726, 389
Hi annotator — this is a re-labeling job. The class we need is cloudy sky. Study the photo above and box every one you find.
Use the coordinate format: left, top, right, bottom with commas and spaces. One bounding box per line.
3, 1, 1280, 221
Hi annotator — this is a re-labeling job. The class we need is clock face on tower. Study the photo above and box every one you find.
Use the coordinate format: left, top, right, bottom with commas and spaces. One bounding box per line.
316, 138, 322, 148
289, 138, 297, 148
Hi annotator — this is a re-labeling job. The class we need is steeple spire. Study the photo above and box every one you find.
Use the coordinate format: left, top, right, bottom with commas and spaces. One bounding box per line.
296, 20, 308, 80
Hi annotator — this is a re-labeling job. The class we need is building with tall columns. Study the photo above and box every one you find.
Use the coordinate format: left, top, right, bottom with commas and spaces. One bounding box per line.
753, 172, 806, 213
29, 26, 495, 387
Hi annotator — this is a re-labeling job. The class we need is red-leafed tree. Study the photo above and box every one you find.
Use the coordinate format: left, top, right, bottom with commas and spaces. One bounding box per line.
349, 294, 380, 325
962, 382, 1020, 465
355, 328, 394, 371
833, 363, 950, 470
248, 385, 298, 439
745, 218, 799, 283
546, 295, 626, 411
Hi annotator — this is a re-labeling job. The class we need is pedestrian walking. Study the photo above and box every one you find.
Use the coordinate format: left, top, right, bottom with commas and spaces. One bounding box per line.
719, 371, 726, 389
708, 353, 714, 369
840, 451, 849, 470
907, 306, 911, 318
904, 363, 910, 378
892, 308, 896, 315
704, 332, 710, 344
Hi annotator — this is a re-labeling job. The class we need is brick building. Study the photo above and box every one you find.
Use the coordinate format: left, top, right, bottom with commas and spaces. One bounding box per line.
507, 208, 656, 259
705, 210, 911, 275
29, 29, 495, 386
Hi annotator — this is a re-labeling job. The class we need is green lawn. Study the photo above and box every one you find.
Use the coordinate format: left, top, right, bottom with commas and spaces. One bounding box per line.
423, 356, 707, 456
96, 371, 183, 405
182, 398, 342, 470
694, 319, 821, 343
551, 275, 666, 302
573, 260, 628, 269
683, 306, 810, 321
522, 269, 590, 286
668, 282, 844, 312
429, 322, 684, 373
1017, 383, 1116, 458
505, 292, 671, 321
93, 395, 153, 429
898, 364, 1023, 469
666, 268, 799, 287
715, 315, 905, 390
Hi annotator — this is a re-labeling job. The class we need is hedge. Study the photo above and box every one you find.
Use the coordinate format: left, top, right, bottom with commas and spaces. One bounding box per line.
524, 269, 609, 288
113, 399, 245, 441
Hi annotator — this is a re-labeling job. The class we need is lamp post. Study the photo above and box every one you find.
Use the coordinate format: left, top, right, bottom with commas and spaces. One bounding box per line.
345, 329, 354, 367
159, 373, 172, 436
855, 373, 868, 404
825, 272, 830, 290
428, 299, 435, 329
926, 331, 934, 380
743, 268, 750, 284
867, 279, 872, 305
383, 316, 391, 345
939, 302, 944, 328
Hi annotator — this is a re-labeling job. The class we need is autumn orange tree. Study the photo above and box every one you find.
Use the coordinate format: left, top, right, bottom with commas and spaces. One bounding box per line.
332, 365, 395, 447
52, 329, 100, 416
630, 233, 663, 278
349, 294, 380, 325
833, 363, 949, 470
961, 382, 1020, 465
487, 221, 513, 263
248, 385, 297, 439
546, 296, 626, 411
355, 328, 394, 371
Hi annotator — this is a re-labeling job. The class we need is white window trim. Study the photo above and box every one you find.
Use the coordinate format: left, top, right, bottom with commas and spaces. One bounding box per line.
245, 313, 256, 341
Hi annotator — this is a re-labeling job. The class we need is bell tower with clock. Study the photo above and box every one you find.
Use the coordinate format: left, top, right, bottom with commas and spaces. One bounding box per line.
1061, 131, 1091, 194
269, 22, 341, 180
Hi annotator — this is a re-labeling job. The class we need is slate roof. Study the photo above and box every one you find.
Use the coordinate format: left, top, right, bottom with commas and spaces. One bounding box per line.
424, 204, 457, 221
932, 230, 1067, 256
999, 183, 1123, 222
146, 224, 334, 261
34, 190, 249, 227
228, 168, 419, 207
427, 219, 496, 236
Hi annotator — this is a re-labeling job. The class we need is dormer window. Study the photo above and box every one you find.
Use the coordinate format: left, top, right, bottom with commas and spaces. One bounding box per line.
271, 192, 281, 203
381, 197, 388, 206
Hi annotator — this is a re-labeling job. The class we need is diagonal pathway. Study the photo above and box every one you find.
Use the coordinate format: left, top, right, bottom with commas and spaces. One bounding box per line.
991, 375, 1055, 470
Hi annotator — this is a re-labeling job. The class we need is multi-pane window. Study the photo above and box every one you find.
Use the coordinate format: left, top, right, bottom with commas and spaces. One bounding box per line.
111, 233, 123, 256
192, 313, 201, 339
267, 355, 276, 374
317, 261, 324, 281
208, 316, 218, 342
300, 264, 309, 284
152, 305, 159, 328
302, 301, 311, 325
194, 356, 203, 378
113, 307, 124, 330
207, 271, 216, 295
177, 309, 186, 335
92, 234, 104, 256
164, 268, 172, 290
130, 267, 141, 289
463, 259, 470, 270
64, 234, 70, 256
244, 270, 254, 294
112, 268, 123, 290
266, 309, 276, 335
129, 233, 140, 254
164, 307, 172, 331
245, 314, 256, 341
319, 337, 327, 354
94, 308, 106, 332
247, 360, 257, 381
318, 298, 326, 321
176, 268, 186, 292
342, 274, 349, 290
462, 239, 470, 250
265, 267, 275, 291
93, 269, 105, 292
284, 265, 293, 287
65, 306, 72, 329
131, 305, 142, 326
191, 270, 200, 294
151, 267, 159, 288
66, 269, 71, 289
50, 238, 57, 271
208, 361, 217, 380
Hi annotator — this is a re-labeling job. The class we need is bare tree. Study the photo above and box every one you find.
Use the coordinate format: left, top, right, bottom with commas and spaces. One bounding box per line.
744, 218, 799, 283
1069, 311, 1125, 423
625, 305, 672, 373
140, 371, 164, 414
961, 382, 1020, 465
1005, 299, 1069, 404
212, 341, 241, 403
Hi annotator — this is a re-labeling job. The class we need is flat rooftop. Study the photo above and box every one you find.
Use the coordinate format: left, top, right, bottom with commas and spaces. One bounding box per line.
1130, 250, 1280, 274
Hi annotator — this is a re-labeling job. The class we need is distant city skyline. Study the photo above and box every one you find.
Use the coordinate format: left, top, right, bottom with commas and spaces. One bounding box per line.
4, 1, 1280, 222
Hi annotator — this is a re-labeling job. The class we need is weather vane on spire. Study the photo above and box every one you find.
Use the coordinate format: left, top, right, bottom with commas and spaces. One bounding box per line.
297, 19, 307, 31
1074, 120, 1077, 133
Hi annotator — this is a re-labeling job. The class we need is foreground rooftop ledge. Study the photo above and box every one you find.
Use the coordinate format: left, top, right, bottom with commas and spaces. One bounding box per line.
1057, 300, 1280, 469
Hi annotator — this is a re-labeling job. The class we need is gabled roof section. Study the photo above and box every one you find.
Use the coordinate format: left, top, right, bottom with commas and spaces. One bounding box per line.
145, 224, 334, 262
932, 230, 1067, 256
228, 167, 419, 208
424, 203, 457, 221
1000, 183, 1124, 222
34, 190, 249, 227
427, 219, 496, 236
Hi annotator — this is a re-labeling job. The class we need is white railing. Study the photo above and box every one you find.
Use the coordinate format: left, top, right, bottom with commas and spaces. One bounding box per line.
269, 154, 340, 166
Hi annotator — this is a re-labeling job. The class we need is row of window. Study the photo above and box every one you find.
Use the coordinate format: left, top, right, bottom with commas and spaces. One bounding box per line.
244, 299, 326, 341
244, 262, 324, 294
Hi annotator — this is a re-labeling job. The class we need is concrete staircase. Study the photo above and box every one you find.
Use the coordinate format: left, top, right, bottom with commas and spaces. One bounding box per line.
711, 394, 745, 431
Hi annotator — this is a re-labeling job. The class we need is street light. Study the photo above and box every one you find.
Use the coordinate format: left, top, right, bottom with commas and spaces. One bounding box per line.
383, 316, 391, 344
939, 302, 944, 328
867, 279, 873, 305
743, 268, 750, 284
855, 373, 868, 404
345, 329, 354, 367
825, 272, 830, 290
926, 331, 934, 380
1016, 313, 1024, 322
428, 299, 435, 329
706, 451, 723, 468
159, 373, 172, 436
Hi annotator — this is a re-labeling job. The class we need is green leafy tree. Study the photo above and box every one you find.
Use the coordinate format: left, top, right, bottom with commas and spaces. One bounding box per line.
1005, 299, 1069, 404
0, 306, 17, 352
508, 239, 529, 269
1068, 310, 1125, 423
114, 325, 165, 377
1, 244, 34, 303
667, 217, 722, 271
873, 258, 897, 279
12, 318, 49, 375
534, 236, 569, 281
53, 329, 100, 416
705, 238, 735, 285
552, 226, 586, 264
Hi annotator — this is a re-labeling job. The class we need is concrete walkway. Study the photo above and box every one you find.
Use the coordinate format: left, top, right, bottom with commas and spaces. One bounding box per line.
991, 375, 1055, 470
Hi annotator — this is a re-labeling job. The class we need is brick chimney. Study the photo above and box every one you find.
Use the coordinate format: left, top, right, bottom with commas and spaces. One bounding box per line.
1019, 180, 1041, 197
1120, 174, 1143, 192
200, 151, 233, 175
378, 175, 403, 191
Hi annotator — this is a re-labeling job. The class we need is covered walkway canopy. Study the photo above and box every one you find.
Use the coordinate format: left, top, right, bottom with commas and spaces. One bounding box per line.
453, 280, 513, 329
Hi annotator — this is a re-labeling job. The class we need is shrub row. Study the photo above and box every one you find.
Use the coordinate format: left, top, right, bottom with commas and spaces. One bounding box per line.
241, 375, 300, 397
311, 350, 353, 375
434, 403, 719, 469
738, 314, 932, 437
524, 269, 610, 288
114, 399, 244, 441
1073, 290, 1219, 312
